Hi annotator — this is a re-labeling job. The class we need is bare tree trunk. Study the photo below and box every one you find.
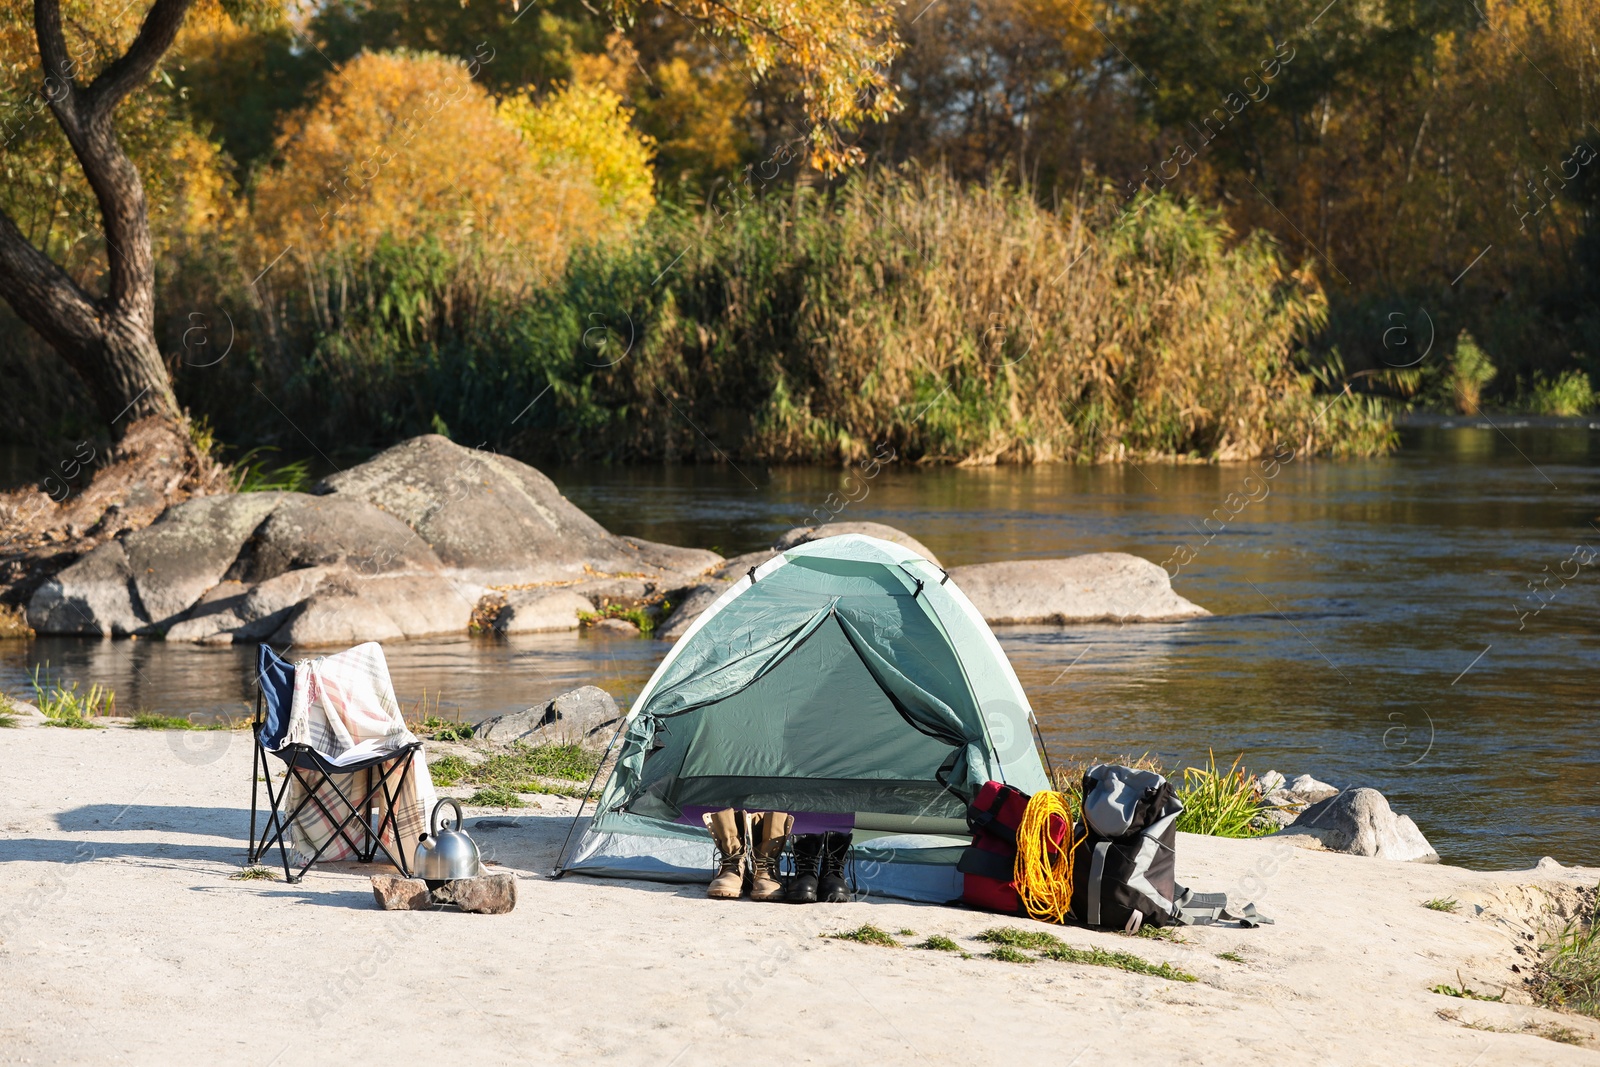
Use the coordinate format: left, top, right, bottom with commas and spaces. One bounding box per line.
0, 0, 194, 435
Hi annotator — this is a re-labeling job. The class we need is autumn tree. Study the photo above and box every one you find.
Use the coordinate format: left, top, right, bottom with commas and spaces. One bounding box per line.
0, 0, 903, 444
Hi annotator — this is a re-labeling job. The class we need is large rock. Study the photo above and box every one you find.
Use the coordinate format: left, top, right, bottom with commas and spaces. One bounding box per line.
271, 573, 480, 646
657, 582, 730, 640
25, 435, 732, 644
1280, 787, 1439, 862
124, 493, 287, 628
26, 540, 141, 636
773, 523, 942, 567
314, 435, 721, 586
475, 685, 621, 746
493, 589, 594, 635
27, 493, 285, 636
235, 494, 443, 583
166, 567, 341, 644
947, 553, 1209, 624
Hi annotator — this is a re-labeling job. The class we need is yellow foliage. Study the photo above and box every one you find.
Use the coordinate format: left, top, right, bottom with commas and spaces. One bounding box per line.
250, 49, 628, 288
501, 79, 656, 223
595, 0, 901, 173
0, 0, 237, 277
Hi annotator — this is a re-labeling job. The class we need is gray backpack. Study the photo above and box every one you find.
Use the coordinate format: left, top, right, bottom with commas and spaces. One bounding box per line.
1071, 764, 1271, 931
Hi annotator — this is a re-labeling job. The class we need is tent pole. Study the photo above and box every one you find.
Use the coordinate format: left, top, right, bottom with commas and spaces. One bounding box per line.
552, 713, 630, 878
1032, 715, 1060, 789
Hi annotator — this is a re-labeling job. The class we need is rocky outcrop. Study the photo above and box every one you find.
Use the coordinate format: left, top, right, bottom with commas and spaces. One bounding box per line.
668, 533, 1210, 639
657, 582, 729, 640
491, 589, 595, 635
27, 435, 725, 646
313, 435, 718, 586
25, 436, 1217, 645
474, 685, 622, 747
1278, 787, 1439, 862
948, 553, 1208, 624
273, 573, 480, 646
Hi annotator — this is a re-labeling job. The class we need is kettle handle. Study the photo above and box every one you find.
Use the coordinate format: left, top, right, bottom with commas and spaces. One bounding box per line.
431, 796, 464, 836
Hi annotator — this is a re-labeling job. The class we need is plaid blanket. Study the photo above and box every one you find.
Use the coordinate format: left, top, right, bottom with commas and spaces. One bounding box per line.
284, 642, 437, 867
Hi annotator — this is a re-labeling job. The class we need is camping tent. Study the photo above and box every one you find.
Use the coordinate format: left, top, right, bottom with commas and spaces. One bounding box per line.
559, 533, 1052, 903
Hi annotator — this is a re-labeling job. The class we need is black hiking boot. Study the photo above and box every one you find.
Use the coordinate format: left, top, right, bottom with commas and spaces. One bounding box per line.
787, 834, 824, 903
819, 831, 853, 903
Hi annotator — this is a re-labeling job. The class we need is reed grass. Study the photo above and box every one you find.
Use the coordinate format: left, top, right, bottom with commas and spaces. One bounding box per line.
1174, 751, 1272, 838
182, 170, 1392, 465
31, 664, 113, 728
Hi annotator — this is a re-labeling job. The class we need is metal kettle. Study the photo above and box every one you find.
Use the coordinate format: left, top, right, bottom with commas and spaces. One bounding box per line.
414, 797, 481, 885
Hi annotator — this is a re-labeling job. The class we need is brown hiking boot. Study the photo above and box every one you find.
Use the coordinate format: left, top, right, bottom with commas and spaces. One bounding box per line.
748, 811, 794, 902
704, 808, 747, 899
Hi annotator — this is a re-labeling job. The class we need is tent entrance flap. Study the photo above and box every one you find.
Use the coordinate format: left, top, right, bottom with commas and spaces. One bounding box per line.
622, 614, 967, 820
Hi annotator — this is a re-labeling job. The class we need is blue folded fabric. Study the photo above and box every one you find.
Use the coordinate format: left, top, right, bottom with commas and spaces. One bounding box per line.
255, 644, 296, 750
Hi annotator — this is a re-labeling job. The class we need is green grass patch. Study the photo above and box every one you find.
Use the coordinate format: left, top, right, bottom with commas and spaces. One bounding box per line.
1131, 924, 1186, 942
427, 754, 475, 786
984, 945, 1034, 964
1038, 944, 1198, 982
976, 926, 1067, 951
230, 865, 277, 881
229, 448, 313, 493
1533, 902, 1600, 1019
1423, 897, 1460, 913
31, 663, 114, 727
0, 693, 16, 728
465, 785, 526, 808
1217, 951, 1246, 963
475, 742, 601, 785
1175, 751, 1272, 838
421, 715, 474, 741
825, 924, 899, 947
896, 928, 917, 937
916, 935, 961, 952
1432, 972, 1503, 1002
578, 604, 657, 633
132, 713, 229, 730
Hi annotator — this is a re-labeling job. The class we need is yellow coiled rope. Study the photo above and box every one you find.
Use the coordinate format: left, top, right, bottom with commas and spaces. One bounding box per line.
1013, 791, 1083, 924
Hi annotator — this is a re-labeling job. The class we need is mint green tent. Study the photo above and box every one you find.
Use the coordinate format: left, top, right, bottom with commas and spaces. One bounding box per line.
559, 533, 1051, 902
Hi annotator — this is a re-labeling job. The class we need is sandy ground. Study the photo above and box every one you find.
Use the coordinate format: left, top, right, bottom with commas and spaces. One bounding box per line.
2, 725, 1598, 1066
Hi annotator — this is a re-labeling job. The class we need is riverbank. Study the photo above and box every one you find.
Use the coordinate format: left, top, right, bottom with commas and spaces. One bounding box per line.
2, 727, 1596, 1063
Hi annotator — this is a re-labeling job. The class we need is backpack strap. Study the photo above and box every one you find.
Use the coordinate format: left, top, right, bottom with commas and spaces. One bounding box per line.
1085, 839, 1111, 927
966, 786, 1019, 845
1172, 885, 1274, 927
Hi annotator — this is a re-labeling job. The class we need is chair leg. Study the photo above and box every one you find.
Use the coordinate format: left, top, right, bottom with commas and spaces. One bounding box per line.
365, 754, 418, 877
247, 732, 263, 864
256, 759, 301, 884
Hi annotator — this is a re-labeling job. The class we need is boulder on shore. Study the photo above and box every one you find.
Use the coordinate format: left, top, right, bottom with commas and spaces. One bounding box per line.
27, 435, 725, 645
667, 532, 1211, 638
474, 685, 622, 747
1280, 787, 1439, 862
948, 554, 1208, 624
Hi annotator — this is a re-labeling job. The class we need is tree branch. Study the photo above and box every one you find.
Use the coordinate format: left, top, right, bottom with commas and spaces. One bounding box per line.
80, 0, 195, 122
0, 207, 105, 370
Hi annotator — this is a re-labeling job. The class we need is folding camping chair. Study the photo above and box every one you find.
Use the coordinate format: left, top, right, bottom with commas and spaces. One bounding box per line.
247, 644, 421, 883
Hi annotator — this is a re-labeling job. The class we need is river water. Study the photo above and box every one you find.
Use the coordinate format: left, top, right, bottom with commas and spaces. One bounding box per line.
5, 425, 1598, 870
